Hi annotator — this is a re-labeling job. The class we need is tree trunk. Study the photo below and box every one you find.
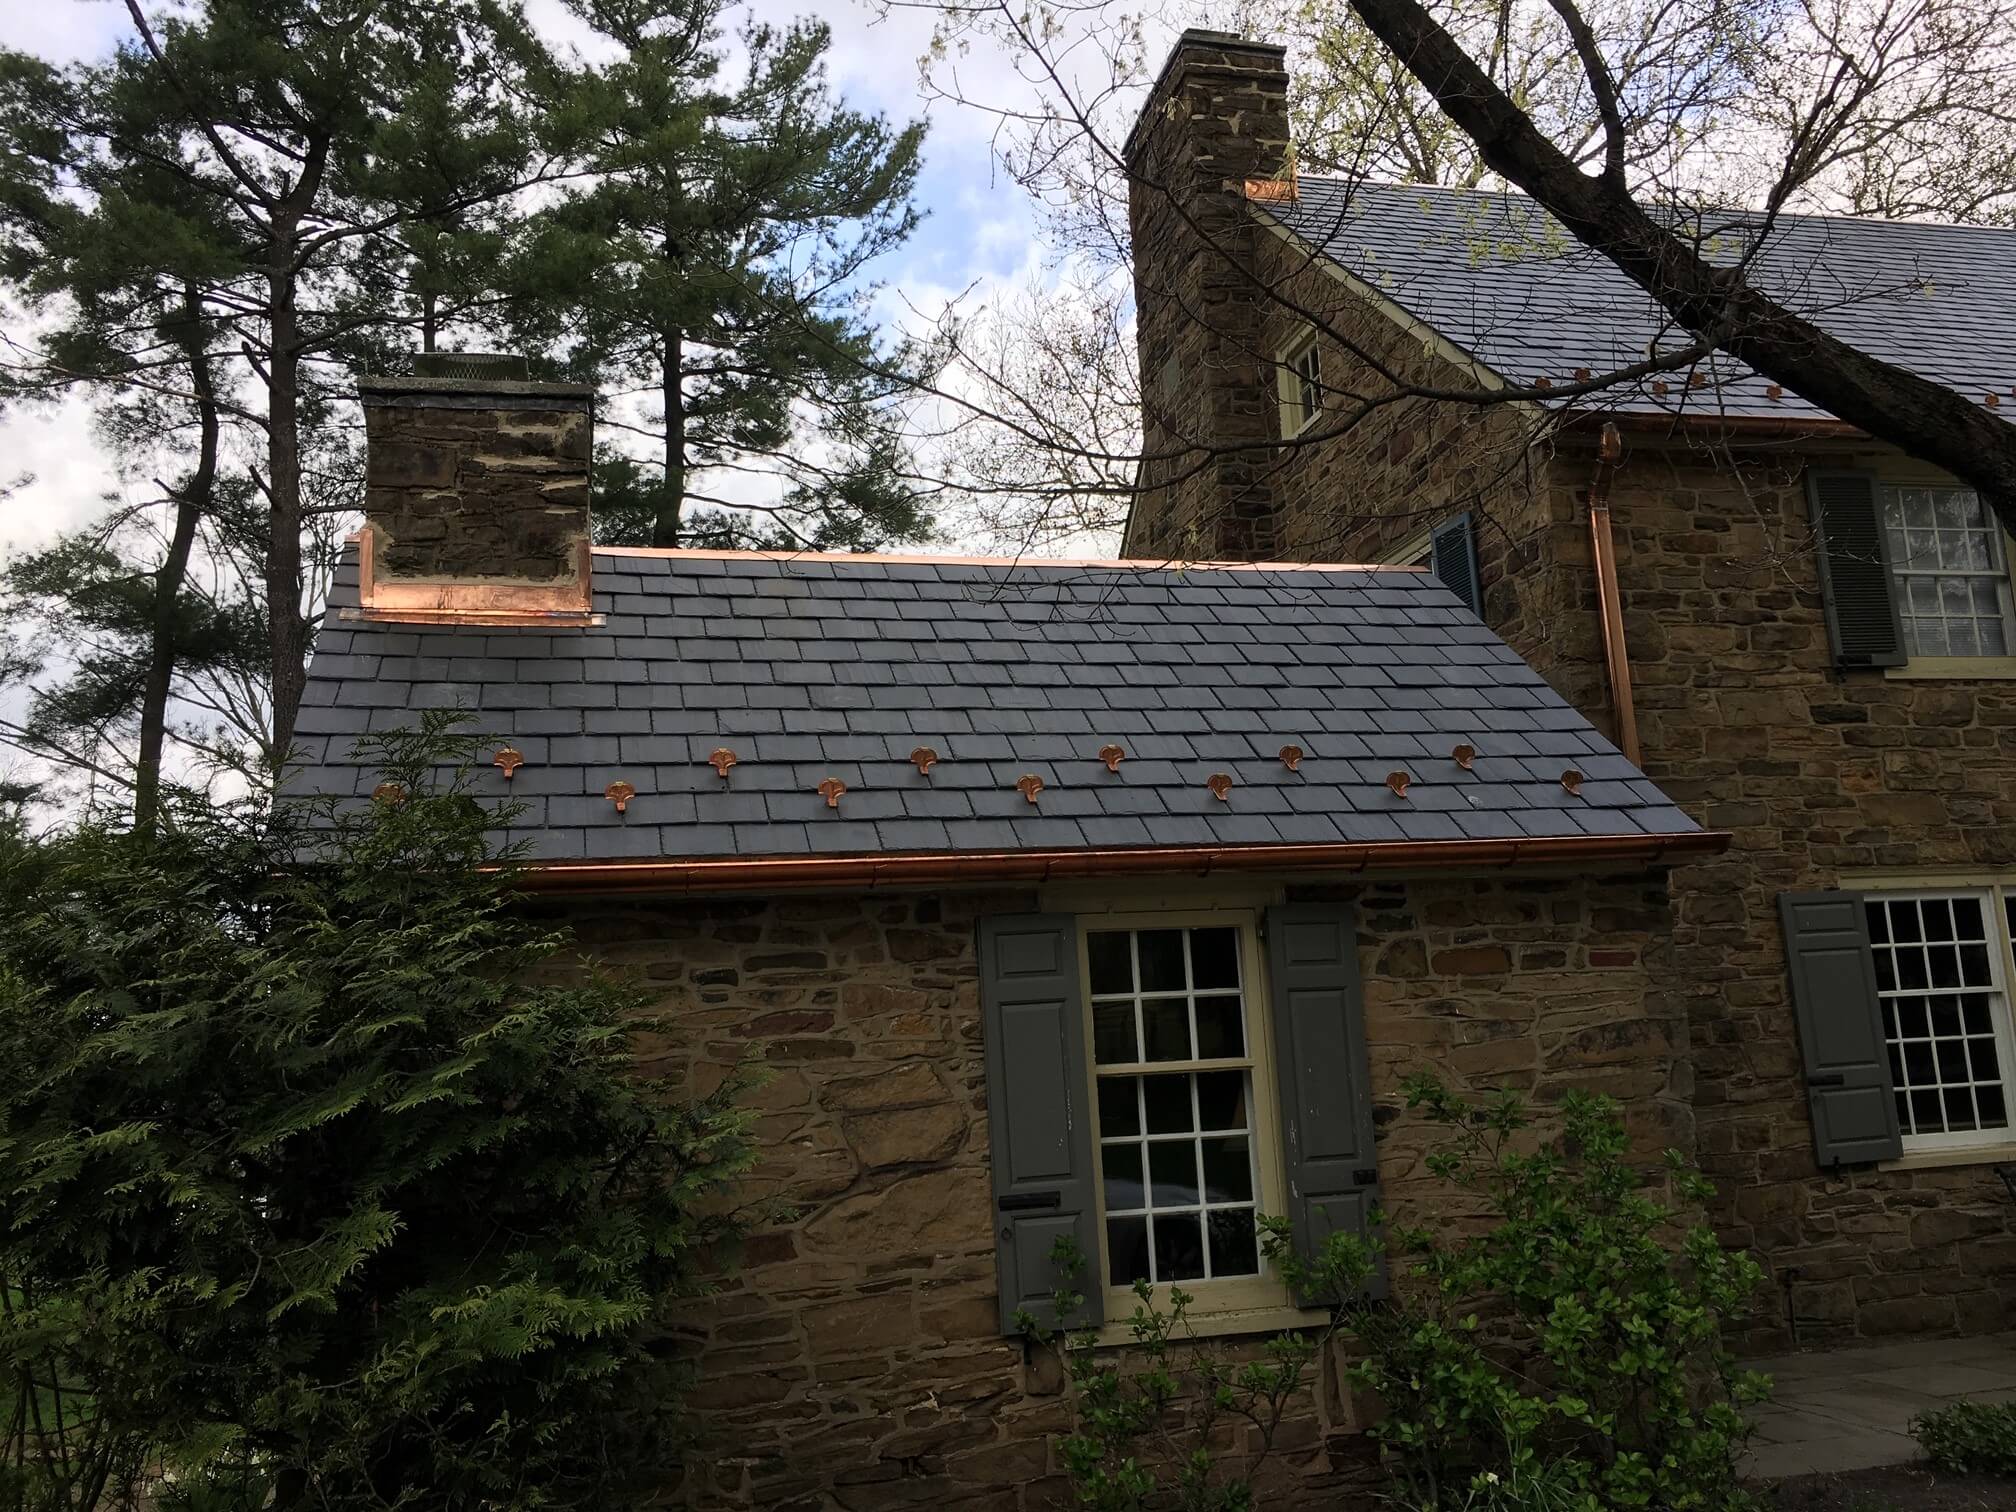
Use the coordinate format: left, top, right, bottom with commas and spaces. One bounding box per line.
1346, 0, 2016, 534
135, 284, 219, 839
266, 235, 309, 762
656, 324, 686, 548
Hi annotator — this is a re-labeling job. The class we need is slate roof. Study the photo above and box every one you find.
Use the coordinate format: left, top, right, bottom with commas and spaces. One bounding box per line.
288, 546, 1704, 868
1265, 179, 2016, 424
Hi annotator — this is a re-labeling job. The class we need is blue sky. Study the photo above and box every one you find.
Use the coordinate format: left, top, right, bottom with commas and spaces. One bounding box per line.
0, 0, 1062, 552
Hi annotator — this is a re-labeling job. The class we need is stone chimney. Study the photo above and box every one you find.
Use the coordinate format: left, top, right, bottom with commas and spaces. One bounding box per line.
1122, 31, 1290, 561
353, 355, 599, 623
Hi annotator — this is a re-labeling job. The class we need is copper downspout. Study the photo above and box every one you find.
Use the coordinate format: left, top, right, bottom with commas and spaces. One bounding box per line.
506, 829, 1729, 897
1586, 423, 1642, 767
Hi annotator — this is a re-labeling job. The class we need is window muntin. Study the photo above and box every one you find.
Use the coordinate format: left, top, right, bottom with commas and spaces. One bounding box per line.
1880, 486, 2016, 658
1282, 338, 1322, 437
1865, 890, 2016, 1148
1086, 925, 1265, 1290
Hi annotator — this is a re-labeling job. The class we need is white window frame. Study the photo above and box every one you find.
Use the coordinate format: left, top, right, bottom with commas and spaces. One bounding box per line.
1876, 475, 2016, 680
1277, 333, 1323, 439
1075, 909, 1293, 1320
1862, 884, 2016, 1155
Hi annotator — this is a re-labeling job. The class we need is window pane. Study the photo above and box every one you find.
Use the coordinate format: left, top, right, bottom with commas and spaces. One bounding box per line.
1149, 1141, 1200, 1206
1153, 1213, 1205, 1282
1142, 998, 1192, 1061
1207, 1211, 1260, 1277
1088, 932, 1134, 995
1094, 1001, 1138, 1065
1102, 1143, 1144, 1211
1143, 1074, 1194, 1134
1202, 1137, 1253, 1204
1108, 1216, 1150, 1286
1197, 1070, 1248, 1132
1191, 928, 1240, 989
1099, 1077, 1140, 1137
1136, 931, 1186, 992
1195, 996, 1245, 1059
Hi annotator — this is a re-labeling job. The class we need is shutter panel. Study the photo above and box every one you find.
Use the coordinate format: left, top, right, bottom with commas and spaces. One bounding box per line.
1779, 891, 1903, 1166
1807, 470, 1905, 668
1429, 513, 1484, 617
977, 913, 1103, 1334
1266, 903, 1385, 1301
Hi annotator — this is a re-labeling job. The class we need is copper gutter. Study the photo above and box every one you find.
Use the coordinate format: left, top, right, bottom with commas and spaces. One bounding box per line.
1585, 423, 1642, 767
506, 829, 1729, 897
1565, 410, 1863, 440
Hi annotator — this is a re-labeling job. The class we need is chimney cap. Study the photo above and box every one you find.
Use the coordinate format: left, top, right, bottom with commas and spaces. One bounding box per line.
415, 351, 530, 381
357, 373, 596, 406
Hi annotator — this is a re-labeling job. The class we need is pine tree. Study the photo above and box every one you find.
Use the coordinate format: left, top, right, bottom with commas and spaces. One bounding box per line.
515, 0, 935, 549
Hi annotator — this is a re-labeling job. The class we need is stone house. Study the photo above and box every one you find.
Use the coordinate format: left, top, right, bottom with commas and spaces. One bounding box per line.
294, 364, 1724, 1508
1122, 31, 2016, 1353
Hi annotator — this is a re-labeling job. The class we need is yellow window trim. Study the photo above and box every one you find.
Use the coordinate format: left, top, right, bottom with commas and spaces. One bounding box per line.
1075, 909, 1297, 1321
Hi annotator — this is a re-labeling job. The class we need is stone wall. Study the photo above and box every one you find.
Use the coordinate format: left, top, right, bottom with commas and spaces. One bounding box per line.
559, 865, 1688, 1509
359, 376, 593, 582
1582, 435, 2016, 1349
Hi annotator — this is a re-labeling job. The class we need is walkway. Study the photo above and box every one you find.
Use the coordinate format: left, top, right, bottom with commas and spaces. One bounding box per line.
1744, 1332, 2016, 1480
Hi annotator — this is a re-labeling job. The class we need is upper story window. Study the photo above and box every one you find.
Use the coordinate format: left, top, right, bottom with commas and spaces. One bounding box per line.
1279, 335, 1323, 438
1880, 486, 2016, 658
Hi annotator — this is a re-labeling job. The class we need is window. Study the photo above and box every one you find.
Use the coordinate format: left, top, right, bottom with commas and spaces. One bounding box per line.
1082, 920, 1279, 1303
1279, 336, 1323, 437
1865, 889, 2016, 1150
1880, 486, 2016, 658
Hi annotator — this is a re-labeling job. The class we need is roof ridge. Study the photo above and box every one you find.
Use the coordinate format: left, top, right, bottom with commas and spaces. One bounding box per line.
590, 545, 1421, 572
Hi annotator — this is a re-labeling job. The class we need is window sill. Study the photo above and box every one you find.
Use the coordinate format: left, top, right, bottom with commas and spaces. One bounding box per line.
1883, 657, 2016, 681
1088, 1301, 1332, 1348
1878, 1142, 2016, 1173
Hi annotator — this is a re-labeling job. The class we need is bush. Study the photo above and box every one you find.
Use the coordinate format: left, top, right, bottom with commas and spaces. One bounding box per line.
0, 714, 760, 1510
1347, 1075, 1771, 1512
1911, 1398, 2016, 1476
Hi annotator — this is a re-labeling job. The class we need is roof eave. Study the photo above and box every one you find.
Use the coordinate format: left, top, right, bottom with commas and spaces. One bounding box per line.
503, 829, 1730, 897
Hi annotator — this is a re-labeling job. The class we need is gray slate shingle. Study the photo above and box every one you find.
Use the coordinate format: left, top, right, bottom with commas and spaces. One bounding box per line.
1268, 180, 2016, 423
291, 548, 1702, 863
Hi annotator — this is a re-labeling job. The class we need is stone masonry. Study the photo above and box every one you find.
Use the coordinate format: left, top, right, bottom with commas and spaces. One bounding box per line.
358, 375, 593, 582
1123, 48, 2016, 1342
558, 867, 1690, 1509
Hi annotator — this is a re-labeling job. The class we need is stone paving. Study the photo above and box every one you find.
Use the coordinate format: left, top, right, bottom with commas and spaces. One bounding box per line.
1744, 1332, 2016, 1480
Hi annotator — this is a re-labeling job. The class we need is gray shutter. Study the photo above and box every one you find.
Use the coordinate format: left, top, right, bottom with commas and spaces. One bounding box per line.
977, 913, 1103, 1334
1430, 513, 1483, 617
1807, 470, 1905, 668
1266, 903, 1385, 1301
1779, 891, 1903, 1166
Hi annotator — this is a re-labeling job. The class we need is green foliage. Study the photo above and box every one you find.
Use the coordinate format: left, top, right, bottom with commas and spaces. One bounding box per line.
1017, 1231, 1366, 1511
1348, 1076, 1770, 1512
0, 712, 758, 1509
1910, 1397, 2016, 1477
514, 0, 937, 550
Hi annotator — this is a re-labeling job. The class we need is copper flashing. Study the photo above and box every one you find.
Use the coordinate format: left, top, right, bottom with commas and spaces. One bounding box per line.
372, 782, 406, 804
708, 748, 738, 779
589, 545, 1423, 575
818, 777, 847, 809
910, 746, 939, 777
340, 528, 603, 627
493, 747, 524, 779
1099, 744, 1126, 773
605, 780, 636, 814
1385, 770, 1411, 798
1586, 422, 1643, 767
1451, 743, 1476, 771
1243, 173, 1299, 204
504, 829, 1730, 896
1016, 774, 1045, 804
1279, 744, 1303, 772
1206, 772, 1234, 801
